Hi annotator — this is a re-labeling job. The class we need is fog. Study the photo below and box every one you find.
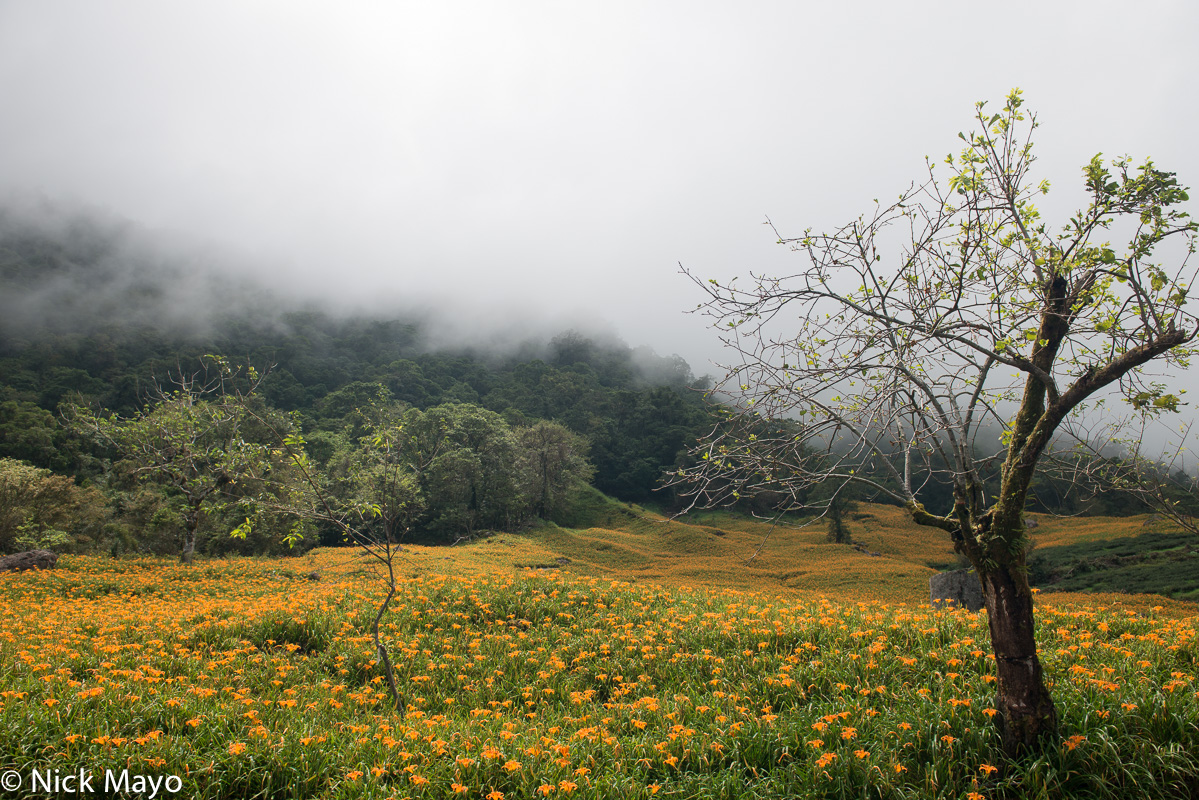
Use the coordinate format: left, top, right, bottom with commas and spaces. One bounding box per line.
3, 2, 1198, 455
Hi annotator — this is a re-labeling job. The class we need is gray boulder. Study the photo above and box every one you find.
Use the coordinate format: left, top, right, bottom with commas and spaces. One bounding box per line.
929, 568, 984, 612
0, 549, 59, 573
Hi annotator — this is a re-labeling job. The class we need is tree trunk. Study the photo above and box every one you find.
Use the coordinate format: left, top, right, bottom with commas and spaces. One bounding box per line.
180, 535, 195, 564
979, 562, 1058, 755
181, 503, 200, 564
827, 497, 852, 544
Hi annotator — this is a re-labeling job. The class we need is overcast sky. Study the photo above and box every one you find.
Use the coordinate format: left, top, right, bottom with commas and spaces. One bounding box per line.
2, 0, 1197, 387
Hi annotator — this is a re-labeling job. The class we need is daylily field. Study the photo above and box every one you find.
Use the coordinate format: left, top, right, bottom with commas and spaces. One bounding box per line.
2, 538, 1198, 799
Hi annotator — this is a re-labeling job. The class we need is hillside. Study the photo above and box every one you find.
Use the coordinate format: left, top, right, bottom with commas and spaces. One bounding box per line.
3, 204, 1196, 603
354, 496, 1199, 613
0, 204, 719, 511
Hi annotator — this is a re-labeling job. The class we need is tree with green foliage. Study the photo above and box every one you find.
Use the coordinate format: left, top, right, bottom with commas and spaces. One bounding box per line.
331, 403, 433, 545
416, 403, 524, 538
517, 420, 595, 521
0, 400, 72, 472
66, 364, 290, 563
0, 457, 106, 553
673, 90, 1197, 754
279, 397, 435, 711
825, 493, 854, 545
262, 396, 543, 712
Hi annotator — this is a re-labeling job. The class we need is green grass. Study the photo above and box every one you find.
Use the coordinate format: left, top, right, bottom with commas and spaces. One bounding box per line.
1030, 531, 1199, 600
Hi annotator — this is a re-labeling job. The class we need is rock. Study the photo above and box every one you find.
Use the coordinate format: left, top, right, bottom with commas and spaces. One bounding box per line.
0, 549, 59, 573
929, 568, 984, 612
306, 571, 321, 581
1025, 517, 1039, 529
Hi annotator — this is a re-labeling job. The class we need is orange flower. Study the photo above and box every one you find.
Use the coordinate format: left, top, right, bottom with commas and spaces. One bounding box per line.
487, 791, 505, 800
979, 764, 998, 776
558, 781, 578, 793
537, 785, 554, 796
451, 783, 468, 794
228, 742, 246, 755
1064, 734, 1086, 751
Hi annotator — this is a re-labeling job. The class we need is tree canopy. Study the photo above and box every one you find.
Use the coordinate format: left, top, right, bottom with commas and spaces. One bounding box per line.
64, 364, 293, 562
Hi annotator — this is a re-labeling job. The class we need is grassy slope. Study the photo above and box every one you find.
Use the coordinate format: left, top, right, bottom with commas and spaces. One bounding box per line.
390, 492, 1199, 616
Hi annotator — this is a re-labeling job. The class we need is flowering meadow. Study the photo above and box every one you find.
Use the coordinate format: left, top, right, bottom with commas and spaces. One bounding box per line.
2, 548, 1198, 799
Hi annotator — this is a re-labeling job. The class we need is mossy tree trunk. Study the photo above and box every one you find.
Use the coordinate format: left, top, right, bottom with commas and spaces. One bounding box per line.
980, 561, 1057, 752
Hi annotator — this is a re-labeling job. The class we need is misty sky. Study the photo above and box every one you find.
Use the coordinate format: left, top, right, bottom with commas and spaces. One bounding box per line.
3, 2, 1198, 400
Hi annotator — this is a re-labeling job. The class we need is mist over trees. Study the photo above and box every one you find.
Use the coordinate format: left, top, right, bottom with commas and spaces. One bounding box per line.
1, 199, 1190, 562
0, 204, 716, 556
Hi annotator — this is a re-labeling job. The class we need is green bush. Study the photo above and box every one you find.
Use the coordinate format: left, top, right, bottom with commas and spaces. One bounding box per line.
0, 457, 106, 553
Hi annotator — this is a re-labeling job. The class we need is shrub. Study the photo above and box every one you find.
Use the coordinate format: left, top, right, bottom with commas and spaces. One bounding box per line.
0, 457, 106, 553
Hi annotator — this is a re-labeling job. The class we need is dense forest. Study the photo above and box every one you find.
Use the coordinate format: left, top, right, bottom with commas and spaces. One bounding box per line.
1, 205, 1192, 561
0, 205, 722, 557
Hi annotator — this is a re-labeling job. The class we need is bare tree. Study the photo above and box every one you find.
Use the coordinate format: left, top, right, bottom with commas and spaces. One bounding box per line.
671, 90, 1197, 754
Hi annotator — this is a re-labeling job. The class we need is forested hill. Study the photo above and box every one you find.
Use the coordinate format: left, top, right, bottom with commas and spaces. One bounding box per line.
0, 204, 713, 502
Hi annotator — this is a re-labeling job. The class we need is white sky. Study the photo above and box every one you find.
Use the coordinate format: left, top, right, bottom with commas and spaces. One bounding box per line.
2, 0, 1197, 387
